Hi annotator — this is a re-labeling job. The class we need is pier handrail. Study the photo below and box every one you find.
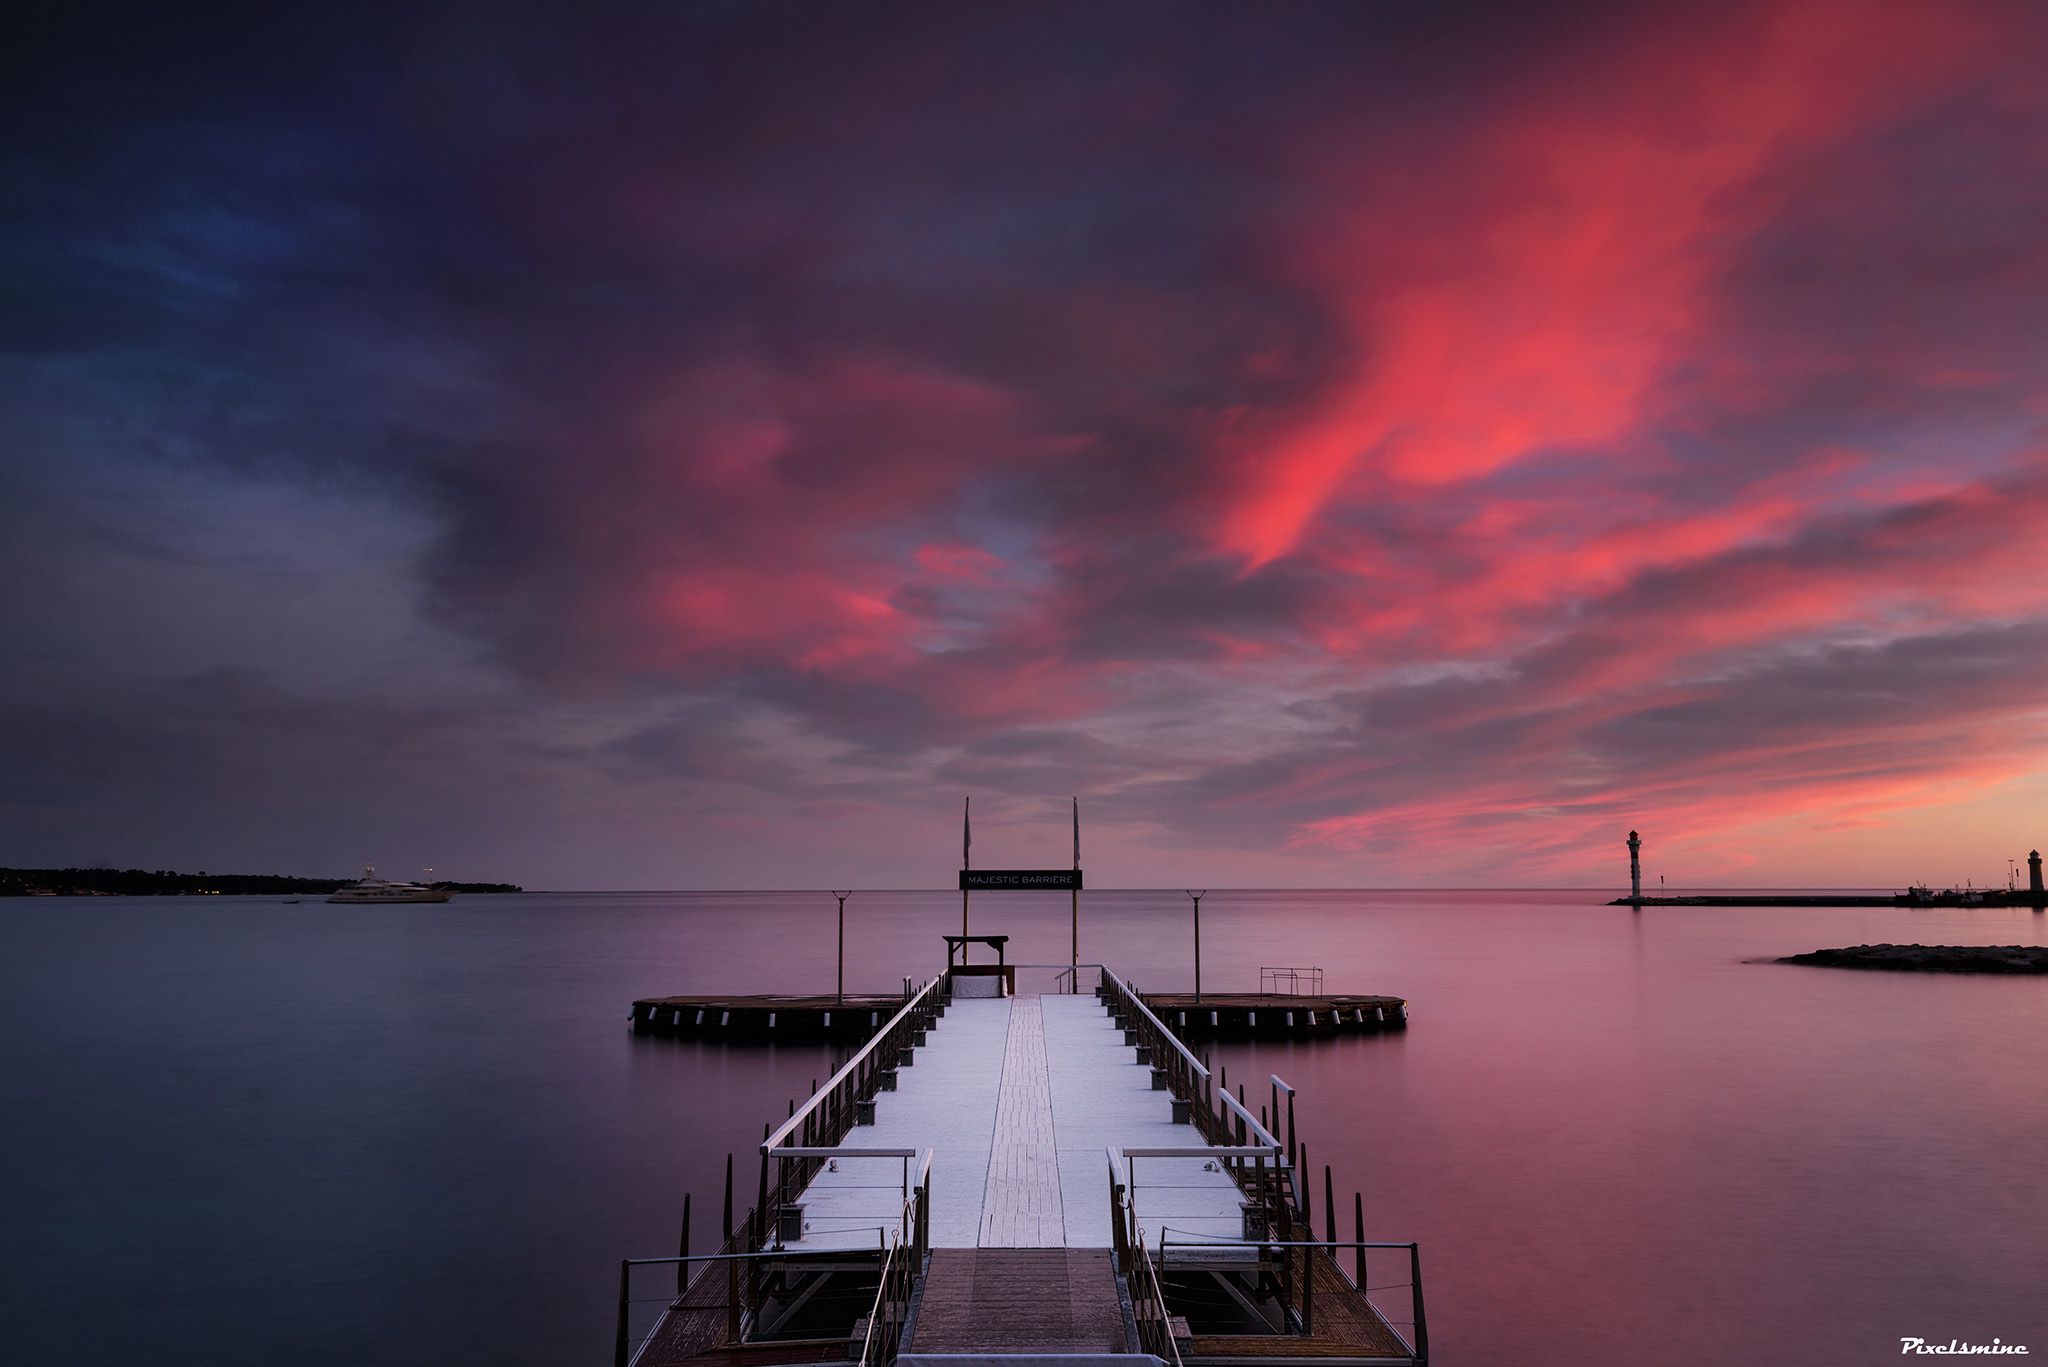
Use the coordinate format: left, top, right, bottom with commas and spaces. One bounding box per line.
1128, 1212, 1185, 1367
763, 975, 943, 1155
617, 1147, 934, 1367
1218, 1083, 1284, 1150
857, 1154, 932, 1367
1105, 1146, 1185, 1367
1259, 965, 1324, 996
1099, 965, 1211, 1086
616, 1245, 882, 1367
1094, 964, 1285, 1153
1157, 1233, 1429, 1363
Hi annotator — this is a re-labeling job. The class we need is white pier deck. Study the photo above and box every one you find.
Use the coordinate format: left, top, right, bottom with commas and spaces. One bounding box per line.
786, 993, 1245, 1251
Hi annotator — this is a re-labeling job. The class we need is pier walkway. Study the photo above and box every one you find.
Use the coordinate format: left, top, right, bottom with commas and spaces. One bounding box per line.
618, 966, 1426, 1367
785, 994, 1241, 1252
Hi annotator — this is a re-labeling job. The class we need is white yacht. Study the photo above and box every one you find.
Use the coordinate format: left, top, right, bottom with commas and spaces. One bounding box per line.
326, 866, 452, 904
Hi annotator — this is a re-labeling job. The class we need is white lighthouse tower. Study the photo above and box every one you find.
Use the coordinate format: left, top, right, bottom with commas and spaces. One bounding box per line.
1628, 829, 1643, 905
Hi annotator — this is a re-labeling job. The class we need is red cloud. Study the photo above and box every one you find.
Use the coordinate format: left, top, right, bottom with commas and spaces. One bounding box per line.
1218, 0, 1995, 567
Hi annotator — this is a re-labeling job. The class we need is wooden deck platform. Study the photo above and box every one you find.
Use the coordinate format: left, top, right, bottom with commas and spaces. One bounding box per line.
632, 994, 908, 1041
629, 1251, 855, 1367
620, 974, 1424, 1367
1185, 1252, 1414, 1360
906, 1249, 1127, 1354
1141, 994, 1407, 1039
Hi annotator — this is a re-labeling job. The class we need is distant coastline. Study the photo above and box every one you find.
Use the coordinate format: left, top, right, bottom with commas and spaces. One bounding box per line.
0, 867, 523, 896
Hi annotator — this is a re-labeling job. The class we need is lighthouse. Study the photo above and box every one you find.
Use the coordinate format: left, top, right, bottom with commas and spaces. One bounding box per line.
2030, 849, 2043, 907
1628, 829, 1642, 904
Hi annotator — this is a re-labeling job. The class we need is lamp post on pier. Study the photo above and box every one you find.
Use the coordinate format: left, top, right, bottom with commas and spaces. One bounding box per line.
832, 891, 852, 1004
1187, 890, 1206, 1002
961, 797, 971, 963
1071, 797, 1081, 991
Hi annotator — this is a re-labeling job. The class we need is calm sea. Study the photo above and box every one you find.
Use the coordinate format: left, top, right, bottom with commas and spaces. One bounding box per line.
3, 889, 2046, 1365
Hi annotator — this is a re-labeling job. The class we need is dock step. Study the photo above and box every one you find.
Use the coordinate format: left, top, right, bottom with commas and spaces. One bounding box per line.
907, 1249, 1128, 1355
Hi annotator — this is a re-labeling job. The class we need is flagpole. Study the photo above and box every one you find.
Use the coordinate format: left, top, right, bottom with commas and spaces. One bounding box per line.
961, 796, 971, 964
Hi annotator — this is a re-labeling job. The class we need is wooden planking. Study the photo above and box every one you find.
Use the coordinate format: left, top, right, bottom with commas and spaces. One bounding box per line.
1186, 1251, 1415, 1360
979, 997, 1066, 1247
908, 1249, 1127, 1354
633, 1304, 847, 1367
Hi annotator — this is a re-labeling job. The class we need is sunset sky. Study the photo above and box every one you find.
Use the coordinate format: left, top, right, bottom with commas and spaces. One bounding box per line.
5, 0, 2047, 889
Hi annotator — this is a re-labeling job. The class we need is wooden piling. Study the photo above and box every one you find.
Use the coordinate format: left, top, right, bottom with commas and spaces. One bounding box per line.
615, 1260, 631, 1367
1411, 1243, 1429, 1360
676, 1193, 691, 1294
1354, 1192, 1366, 1289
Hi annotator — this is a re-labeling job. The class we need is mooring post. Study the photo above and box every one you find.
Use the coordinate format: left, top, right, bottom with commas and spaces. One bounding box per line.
1300, 1141, 1312, 1235
1286, 1089, 1298, 1165
677, 1193, 691, 1294
1354, 1191, 1366, 1288
1187, 890, 1205, 1001
1324, 1165, 1336, 1247
1301, 1229, 1314, 1334
615, 1260, 632, 1367
722, 1154, 734, 1239
1411, 1243, 1429, 1361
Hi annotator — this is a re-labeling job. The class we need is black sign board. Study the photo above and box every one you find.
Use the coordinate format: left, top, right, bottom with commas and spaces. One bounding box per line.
960, 869, 1082, 891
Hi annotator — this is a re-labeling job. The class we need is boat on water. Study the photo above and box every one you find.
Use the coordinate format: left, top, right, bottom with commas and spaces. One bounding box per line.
326, 866, 451, 904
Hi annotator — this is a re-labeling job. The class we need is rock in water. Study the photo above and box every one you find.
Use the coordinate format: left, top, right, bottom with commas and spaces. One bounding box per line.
1779, 943, 2048, 973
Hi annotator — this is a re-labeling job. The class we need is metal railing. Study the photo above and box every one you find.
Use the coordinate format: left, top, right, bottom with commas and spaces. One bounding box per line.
1098, 965, 1427, 1362
757, 976, 944, 1247
1259, 965, 1324, 996
1156, 1234, 1429, 1364
619, 980, 945, 1367
617, 1149, 933, 1367
615, 1247, 858, 1367
1098, 966, 1216, 1113
857, 1151, 932, 1367
1106, 1148, 1184, 1367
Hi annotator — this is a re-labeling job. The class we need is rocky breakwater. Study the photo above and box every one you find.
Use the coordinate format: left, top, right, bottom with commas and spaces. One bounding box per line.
1779, 943, 2048, 973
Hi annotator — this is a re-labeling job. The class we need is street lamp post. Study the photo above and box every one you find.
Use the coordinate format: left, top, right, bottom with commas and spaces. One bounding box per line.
832, 891, 852, 1004
1186, 890, 1206, 1002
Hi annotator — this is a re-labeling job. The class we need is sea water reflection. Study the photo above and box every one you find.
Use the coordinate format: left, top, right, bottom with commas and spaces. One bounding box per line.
2, 889, 2045, 1365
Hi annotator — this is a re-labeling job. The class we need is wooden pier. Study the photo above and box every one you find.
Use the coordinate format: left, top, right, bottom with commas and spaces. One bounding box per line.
615, 960, 1428, 1367
1141, 993, 1407, 1039
631, 991, 1408, 1044
632, 995, 912, 1041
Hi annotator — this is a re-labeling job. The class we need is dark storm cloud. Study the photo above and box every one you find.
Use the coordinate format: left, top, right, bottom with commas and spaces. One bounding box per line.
5, 0, 2047, 883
